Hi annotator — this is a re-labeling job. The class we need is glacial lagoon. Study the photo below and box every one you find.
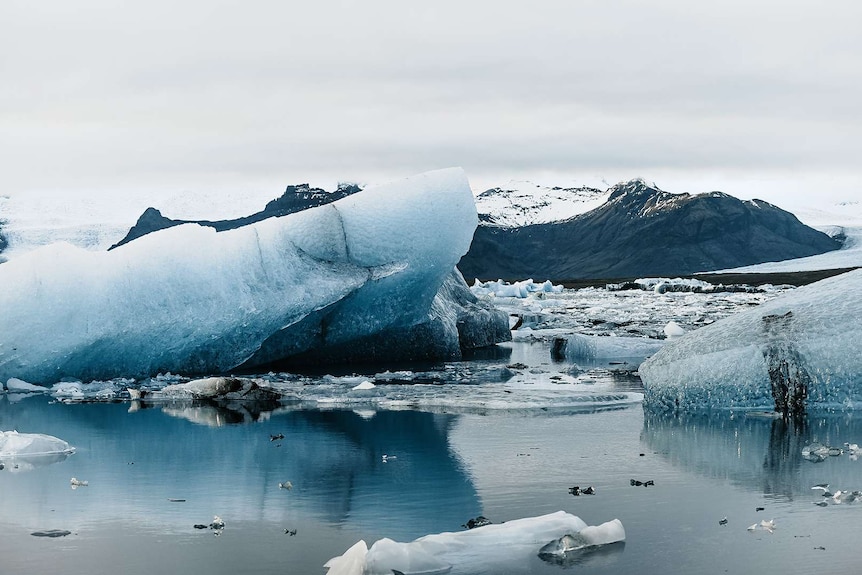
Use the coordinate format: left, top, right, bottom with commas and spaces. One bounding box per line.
3, 342, 862, 575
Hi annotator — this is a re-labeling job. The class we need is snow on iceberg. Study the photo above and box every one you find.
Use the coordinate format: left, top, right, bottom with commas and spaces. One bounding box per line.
324, 511, 624, 575
639, 269, 862, 413
0, 169, 507, 384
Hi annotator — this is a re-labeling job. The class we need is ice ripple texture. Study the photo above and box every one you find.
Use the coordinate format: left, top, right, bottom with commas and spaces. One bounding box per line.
639, 268, 862, 411
0, 168, 479, 384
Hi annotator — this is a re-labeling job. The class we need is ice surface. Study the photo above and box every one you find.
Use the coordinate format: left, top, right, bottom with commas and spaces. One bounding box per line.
0, 169, 491, 384
640, 269, 862, 412
325, 511, 623, 575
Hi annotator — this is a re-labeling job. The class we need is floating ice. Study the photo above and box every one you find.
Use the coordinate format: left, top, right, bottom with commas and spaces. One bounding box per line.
0, 431, 74, 457
0, 169, 508, 384
471, 278, 563, 298
553, 333, 665, 363
537, 519, 625, 556
663, 321, 685, 339
640, 269, 862, 412
325, 511, 624, 575
4, 378, 46, 393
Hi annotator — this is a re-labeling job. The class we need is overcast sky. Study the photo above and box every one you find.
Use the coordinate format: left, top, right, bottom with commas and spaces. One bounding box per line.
2, 0, 860, 210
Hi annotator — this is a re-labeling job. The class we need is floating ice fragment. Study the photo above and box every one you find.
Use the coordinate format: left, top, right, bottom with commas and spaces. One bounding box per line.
663, 321, 685, 339
5, 378, 46, 393
352, 381, 376, 391
325, 511, 623, 575
0, 430, 74, 457
70, 477, 88, 487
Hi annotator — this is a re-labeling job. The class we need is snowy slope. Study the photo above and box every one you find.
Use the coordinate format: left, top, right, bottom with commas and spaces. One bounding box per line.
711, 200, 862, 273
474, 180, 610, 227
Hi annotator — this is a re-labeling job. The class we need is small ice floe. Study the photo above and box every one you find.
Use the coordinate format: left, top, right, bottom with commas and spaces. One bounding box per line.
802, 442, 843, 462
210, 515, 225, 534
0, 431, 75, 458
351, 381, 376, 391
70, 477, 88, 488
382, 454, 396, 463
748, 519, 775, 533
6, 378, 47, 394
663, 321, 685, 340
279, 481, 293, 490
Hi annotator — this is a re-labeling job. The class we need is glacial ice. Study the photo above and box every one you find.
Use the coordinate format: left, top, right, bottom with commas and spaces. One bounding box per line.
0, 430, 74, 457
555, 333, 665, 363
0, 169, 506, 385
325, 511, 624, 575
471, 278, 563, 298
639, 268, 862, 412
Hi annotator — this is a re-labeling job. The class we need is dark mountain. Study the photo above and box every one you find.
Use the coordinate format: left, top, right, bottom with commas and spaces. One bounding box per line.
458, 180, 842, 281
110, 183, 362, 249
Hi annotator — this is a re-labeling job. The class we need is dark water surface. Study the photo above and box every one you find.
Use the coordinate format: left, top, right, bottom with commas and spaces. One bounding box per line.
2, 394, 862, 575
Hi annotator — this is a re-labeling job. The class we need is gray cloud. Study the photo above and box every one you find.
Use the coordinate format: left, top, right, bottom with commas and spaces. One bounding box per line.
2, 0, 860, 205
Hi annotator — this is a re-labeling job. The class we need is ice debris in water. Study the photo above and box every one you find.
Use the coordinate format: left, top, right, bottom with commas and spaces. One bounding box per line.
640, 269, 862, 413
0, 431, 74, 457
471, 278, 563, 298
324, 511, 624, 575
70, 477, 88, 488
0, 168, 500, 384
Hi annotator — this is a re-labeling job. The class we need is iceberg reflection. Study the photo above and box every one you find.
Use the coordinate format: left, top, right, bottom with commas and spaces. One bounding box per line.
642, 410, 862, 498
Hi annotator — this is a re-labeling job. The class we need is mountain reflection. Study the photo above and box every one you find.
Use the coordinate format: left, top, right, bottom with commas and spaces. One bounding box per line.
642, 410, 862, 499
0, 395, 480, 540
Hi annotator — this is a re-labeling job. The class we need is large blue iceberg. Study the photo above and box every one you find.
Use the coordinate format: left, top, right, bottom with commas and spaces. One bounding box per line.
0, 168, 509, 385
639, 269, 862, 412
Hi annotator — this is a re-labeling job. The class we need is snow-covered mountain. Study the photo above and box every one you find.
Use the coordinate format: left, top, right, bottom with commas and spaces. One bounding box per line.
459, 179, 842, 280
474, 180, 611, 227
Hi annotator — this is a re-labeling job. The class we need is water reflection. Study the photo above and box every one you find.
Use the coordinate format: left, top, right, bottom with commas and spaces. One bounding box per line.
0, 394, 481, 541
642, 410, 862, 499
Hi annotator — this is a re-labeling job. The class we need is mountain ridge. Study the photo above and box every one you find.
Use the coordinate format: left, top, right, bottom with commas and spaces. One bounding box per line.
459, 179, 842, 281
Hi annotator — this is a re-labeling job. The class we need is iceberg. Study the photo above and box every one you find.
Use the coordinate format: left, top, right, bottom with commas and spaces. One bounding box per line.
0, 430, 75, 471
0, 169, 508, 385
552, 333, 665, 365
639, 269, 862, 413
324, 511, 625, 575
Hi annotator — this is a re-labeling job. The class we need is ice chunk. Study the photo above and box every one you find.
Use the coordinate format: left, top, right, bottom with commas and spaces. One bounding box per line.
640, 269, 862, 412
0, 169, 500, 384
663, 321, 685, 339
470, 278, 564, 298
0, 430, 74, 457
326, 511, 622, 575
5, 378, 46, 393
553, 333, 664, 362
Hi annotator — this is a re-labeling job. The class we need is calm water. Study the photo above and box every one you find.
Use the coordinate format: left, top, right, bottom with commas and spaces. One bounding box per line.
3, 388, 862, 575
